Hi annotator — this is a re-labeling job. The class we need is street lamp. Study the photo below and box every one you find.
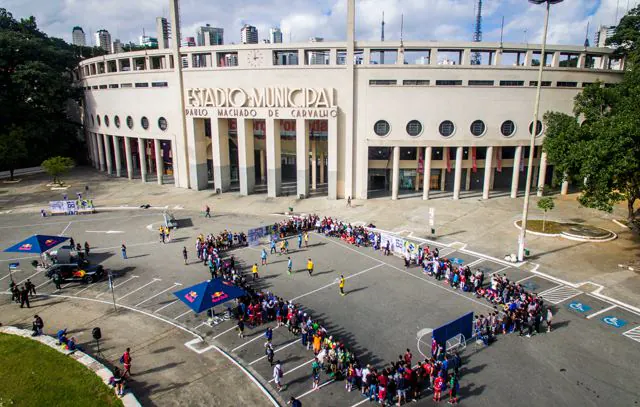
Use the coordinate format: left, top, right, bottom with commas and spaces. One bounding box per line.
518, 0, 564, 262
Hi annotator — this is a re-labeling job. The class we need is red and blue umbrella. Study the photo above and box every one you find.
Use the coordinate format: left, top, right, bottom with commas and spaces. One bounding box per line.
174, 278, 247, 314
4, 235, 70, 254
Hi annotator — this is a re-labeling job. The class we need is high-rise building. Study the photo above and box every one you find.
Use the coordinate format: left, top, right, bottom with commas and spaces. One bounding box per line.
196, 24, 223, 46
111, 39, 123, 54
94, 29, 112, 53
156, 17, 171, 49
181, 36, 196, 47
269, 27, 283, 44
72, 26, 86, 46
140, 35, 159, 48
595, 25, 616, 48
241, 24, 258, 44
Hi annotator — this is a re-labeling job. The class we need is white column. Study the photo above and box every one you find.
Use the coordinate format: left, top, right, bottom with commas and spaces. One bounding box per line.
391, 146, 400, 200
187, 118, 209, 190
260, 149, 267, 183
537, 151, 547, 197
97, 134, 106, 172
112, 135, 122, 177
137, 138, 147, 182
483, 146, 493, 199
124, 137, 133, 180
511, 145, 523, 198
311, 140, 317, 190
327, 118, 338, 199
89, 134, 98, 169
170, 140, 179, 187
440, 169, 446, 191
237, 118, 255, 195
154, 139, 164, 185
296, 118, 309, 198
211, 119, 231, 192
320, 152, 325, 184
422, 146, 432, 200
465, 167, 472, 191
453, 146, 463, 200
266, 119, 281, 197
561, 178, 569, 195
103, 134, 113, 175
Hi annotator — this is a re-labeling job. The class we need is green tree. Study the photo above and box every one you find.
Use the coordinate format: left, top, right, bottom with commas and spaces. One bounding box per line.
41, 156, 74, 184
607, 5, 640, 61
0, 127, 28, 180
537, 197, 555, 232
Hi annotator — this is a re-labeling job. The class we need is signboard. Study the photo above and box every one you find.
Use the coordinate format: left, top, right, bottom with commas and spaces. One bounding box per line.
49, 200, 94, 215
393, 237, 405, 255
248, 226, 268, 247
428, 207, 435, 227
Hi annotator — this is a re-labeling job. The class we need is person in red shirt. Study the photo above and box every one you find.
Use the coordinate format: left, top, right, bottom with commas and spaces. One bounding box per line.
122, 348, 132, 377
377, 385, 386, 406
404, 349, 412, 367
433, 375, 444, 402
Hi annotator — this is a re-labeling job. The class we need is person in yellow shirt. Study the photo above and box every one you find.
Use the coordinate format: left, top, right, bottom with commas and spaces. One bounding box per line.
252, 263, 259, 280
303, 232, 309, 248
339, 275, 345, 296
306, 258, 314, 277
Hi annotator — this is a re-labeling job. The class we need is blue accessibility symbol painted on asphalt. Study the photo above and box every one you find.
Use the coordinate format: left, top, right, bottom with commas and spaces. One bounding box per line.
568, 301, 591, 313
601, 316, 627, 328
451, 258, 464, 265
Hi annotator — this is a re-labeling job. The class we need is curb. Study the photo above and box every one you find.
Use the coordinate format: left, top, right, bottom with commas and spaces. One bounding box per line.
513, 220, 617, 242
0, 326, 142, 407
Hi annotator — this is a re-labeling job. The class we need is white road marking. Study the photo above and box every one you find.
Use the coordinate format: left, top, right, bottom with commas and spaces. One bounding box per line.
295, 379, 335, 399
290, 263, 384, 301
491, 265, 511, 275
516, 275, 537, 284
174, 309, 194, 320
117, 278, 161, 301
212, 325, 238, 340
249, 338, 299, 365
438, 248, 457, 257
268, 358, 314, 383
232, 326, 279, 352
154, 299, 179, 313
96, 275, 139, 298
586, 305, 617, 319
134, 283, 181, 307
86, 230, 125, 234
0, 213, 160, 230
350, 398, 370, 407
0, 272, 17, 281
35, 279, 52, 289
11, 269, 44, 288
622, 326, 640, 343
60, 221, 73, 236
466, 258, 485, 267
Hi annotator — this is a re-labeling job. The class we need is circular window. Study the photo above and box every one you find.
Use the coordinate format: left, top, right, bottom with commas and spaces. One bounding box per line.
104, 115, 110, 127
126, 116, 134, 129
96, 115, 101, 126
500, 120, 516, 137
438, 120, 455, 137
141, 117, 149, 130
406, 120, 423, 137
373, 120, 390, 136
470, 120, 486, 137
158, 117, 168, 131
114, 115, 121, 128
91, 114, 95, 126
529, 120, 543, 137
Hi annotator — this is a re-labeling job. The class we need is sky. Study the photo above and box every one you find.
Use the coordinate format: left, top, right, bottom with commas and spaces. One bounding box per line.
3, 0, 640, 46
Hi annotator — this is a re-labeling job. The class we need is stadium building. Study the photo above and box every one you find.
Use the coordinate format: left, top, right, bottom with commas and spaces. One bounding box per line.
75, 1, 624, 201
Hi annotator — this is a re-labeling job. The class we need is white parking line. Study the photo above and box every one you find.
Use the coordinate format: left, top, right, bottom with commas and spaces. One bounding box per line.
11, 269, 44, 288
438, 248, 457, 258
60, 221, 73, 236
154, 299, 179, 313
135, 283, 181, 307
232, 326, 279, 352
466, 258, 485, 267
295, 379, 335, 399
96, 275, 139, 298
586, 305, 617, 319
350, 398, 370, 407
290, 263, 384, 301
516, 275, 537, 284
35, 279, 52, 289
212, 325, 238, 340
249, 338, 299, 365
268, 358, 314, 383
491, 265, 511, 276
117, 278, 161, 301
174, 309, 194, 320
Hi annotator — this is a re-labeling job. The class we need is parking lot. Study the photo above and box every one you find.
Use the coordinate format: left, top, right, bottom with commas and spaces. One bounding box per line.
1, 210, 639, 406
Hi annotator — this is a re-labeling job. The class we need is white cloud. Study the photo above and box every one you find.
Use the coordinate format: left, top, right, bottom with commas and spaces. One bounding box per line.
3, 0, 640, 46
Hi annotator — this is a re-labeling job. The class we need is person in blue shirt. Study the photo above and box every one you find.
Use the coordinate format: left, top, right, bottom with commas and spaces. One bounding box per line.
287, 257, 293, 275
265, 327, 273, 343
270, 239, 277, 254
297, 233, 303, 249
261, 248, 268, 265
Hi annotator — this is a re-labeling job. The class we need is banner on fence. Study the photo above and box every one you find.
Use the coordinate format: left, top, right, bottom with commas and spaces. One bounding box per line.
247, 226, 269, 246
49, 200, 94, 215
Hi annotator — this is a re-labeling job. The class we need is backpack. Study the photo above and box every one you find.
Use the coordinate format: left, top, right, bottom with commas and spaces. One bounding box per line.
119, 355, 125, 364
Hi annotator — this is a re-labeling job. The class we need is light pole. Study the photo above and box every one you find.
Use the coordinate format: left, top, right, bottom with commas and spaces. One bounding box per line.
518, 0, 564, 262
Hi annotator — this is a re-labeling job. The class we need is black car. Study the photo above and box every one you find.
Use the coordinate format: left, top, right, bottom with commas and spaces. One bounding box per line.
44, 262, 104, 284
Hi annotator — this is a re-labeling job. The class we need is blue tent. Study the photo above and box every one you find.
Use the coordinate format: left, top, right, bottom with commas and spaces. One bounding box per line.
4, 235, 70, 254
174, 278, 247, 314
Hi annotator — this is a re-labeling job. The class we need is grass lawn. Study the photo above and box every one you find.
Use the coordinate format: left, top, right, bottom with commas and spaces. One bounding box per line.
0, 334, 123, 407
516, 220, 574, 234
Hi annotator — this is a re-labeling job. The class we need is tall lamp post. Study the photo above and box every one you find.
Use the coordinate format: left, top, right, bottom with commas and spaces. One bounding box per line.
518, 0, 564, 262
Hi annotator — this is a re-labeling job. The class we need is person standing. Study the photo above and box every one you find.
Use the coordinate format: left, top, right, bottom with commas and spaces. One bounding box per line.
270, 238, 277, 254
339, 275, 345, 296
26, 279, 36, 296
287, 257, 293, 275
165, 226, 171, 243
261, 248, 268, 265
19, 285, 30, 308
121, 348, 132, 377
433, 373, 444, 402
304, 231, 309, 248
53, 273, 62, 290
297, 233, 303, 249
448, 373, 460, 404
182, 247, 188, 265
273, 360, 284, 392
265, 342, 275, 366
311, 357, 321, 390
159, 226, 165, 243
252, 263, 259, 280
288, 396, 302, 407
32, 315, 44, 336
237, 317, 245, 338
307, 258, 314, 277
546, 308, 553, 333
347, 196, 352, 207
121, 243, 127, 259
205, 205, 211, 218
84, 241, 90, 257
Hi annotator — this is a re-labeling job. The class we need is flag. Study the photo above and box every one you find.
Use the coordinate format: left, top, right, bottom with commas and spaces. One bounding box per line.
471, 147, 477, 173
496, 147, 502, 173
